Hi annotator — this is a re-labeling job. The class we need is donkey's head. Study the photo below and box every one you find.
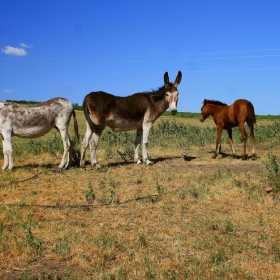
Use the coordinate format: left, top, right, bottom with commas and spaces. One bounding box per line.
164, 71, 182, 115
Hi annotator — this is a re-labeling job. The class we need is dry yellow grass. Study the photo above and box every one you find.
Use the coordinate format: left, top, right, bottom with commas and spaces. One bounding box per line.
1, 111, 280, 279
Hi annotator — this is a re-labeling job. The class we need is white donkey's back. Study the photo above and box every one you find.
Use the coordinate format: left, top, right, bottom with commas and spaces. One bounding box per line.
0, 98, 79, 170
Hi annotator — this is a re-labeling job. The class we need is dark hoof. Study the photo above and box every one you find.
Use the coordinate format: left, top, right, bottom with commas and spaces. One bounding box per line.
232, 154, 236, 159
212, 154, 218, 159
251, 154, 257, 160
242, 154, 248, 161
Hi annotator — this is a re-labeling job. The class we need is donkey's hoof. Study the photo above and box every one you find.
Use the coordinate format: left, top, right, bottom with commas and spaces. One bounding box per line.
212, 154, 218, 159
252, 154, 257, 160
135, 159, 142, 165
232, 154, 236, 159
94, 164, 101, 170
146, 160, 153, 166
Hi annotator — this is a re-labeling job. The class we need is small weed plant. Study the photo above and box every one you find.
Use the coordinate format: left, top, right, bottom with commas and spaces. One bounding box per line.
266, 153, 280, 199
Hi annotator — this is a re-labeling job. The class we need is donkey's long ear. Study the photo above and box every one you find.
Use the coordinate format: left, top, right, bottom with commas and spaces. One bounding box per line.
174, 71, 182, 87
164, 72, 169, 88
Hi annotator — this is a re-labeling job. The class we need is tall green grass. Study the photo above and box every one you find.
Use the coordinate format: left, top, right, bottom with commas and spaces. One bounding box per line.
163, 111, 280, 121
5, 119, 280, 160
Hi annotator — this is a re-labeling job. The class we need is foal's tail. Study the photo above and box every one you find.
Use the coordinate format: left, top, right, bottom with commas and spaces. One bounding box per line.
72, 110, 80, 141
247, 101, 256, 126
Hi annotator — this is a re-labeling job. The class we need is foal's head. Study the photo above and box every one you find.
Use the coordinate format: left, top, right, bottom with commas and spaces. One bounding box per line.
199, 99, 227, 122
199, 100, 210, 122
164, 71, 182, 115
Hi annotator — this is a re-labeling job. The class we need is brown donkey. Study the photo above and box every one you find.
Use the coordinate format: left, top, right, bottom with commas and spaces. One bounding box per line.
199, 99, 256, 160
80, 71, 182, 168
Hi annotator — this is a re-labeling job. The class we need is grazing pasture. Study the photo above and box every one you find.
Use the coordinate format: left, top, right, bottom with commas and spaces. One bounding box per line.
1, 110, 280, 279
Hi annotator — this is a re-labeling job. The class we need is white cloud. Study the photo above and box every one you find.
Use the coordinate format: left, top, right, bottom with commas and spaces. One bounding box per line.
1, 45, 27, 56
20, 43, 33, 48
4, 89, 17, 93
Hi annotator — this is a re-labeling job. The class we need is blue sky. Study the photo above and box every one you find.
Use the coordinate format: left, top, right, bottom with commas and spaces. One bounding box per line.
1, 0, 280, 115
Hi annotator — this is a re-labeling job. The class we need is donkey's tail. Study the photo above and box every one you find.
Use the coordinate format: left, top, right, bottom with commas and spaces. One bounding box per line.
83, 99, 94, 129
247, 101, 256, 125
72, 110, 80, 141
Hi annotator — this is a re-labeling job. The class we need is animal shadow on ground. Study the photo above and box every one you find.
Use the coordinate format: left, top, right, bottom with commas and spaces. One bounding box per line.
208, 150, 256, 160
12, 149, 81, 171
150, 155, 186, 164
13, 163, 56, 171
83, 155, 187, 170
183, 155, 197, 162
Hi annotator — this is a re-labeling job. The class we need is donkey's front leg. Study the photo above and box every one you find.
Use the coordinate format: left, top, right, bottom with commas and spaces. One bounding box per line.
2, 149, 10, 170
142, 123, 153, 165
2, 134, 14, 170
134, 128, 142, 164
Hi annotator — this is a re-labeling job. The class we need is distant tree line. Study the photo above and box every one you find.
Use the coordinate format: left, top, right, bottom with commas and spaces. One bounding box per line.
6, 100, 41, 105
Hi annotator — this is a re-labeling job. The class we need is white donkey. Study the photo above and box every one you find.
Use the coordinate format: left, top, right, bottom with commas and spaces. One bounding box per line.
0, 98, 79, 170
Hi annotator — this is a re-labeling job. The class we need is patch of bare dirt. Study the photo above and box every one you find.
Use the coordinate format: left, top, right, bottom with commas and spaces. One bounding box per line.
0, 259, 84, 280
164, 143, 278, 174
172, 159, 265, 174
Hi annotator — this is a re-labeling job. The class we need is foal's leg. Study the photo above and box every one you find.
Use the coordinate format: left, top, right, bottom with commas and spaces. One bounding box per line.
2, 133, 13, 170
89, 129, 103, 169
239, 122, 248, 160
248, 123, 256, 160
58, 127, 73, 169
227, 128, 236, 158
134, 128, 142, 164
213, 126, 222, 159
80, 122, 93, 168
142, 122, 153, 165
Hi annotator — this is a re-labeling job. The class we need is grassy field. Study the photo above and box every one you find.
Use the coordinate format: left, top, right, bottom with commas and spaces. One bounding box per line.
1, 111, 280, 279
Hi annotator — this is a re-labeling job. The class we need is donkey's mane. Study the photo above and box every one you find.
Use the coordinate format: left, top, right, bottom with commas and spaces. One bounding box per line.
203, 99, 228, 106
127, 86, 166, 102
134, 86, 165, 96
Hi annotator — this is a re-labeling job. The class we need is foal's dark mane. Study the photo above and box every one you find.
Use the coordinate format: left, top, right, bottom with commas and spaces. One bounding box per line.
203, 99, 228, 106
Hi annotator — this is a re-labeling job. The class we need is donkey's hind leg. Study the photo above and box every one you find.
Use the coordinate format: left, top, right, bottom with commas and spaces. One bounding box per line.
80, 122, 93, 168
89, 129, 103, 169
58, 128, 73, 169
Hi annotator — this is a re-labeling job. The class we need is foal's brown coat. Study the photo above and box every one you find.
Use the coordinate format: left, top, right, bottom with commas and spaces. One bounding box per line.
200, 99, 256, 160
80, 71, 182, 168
